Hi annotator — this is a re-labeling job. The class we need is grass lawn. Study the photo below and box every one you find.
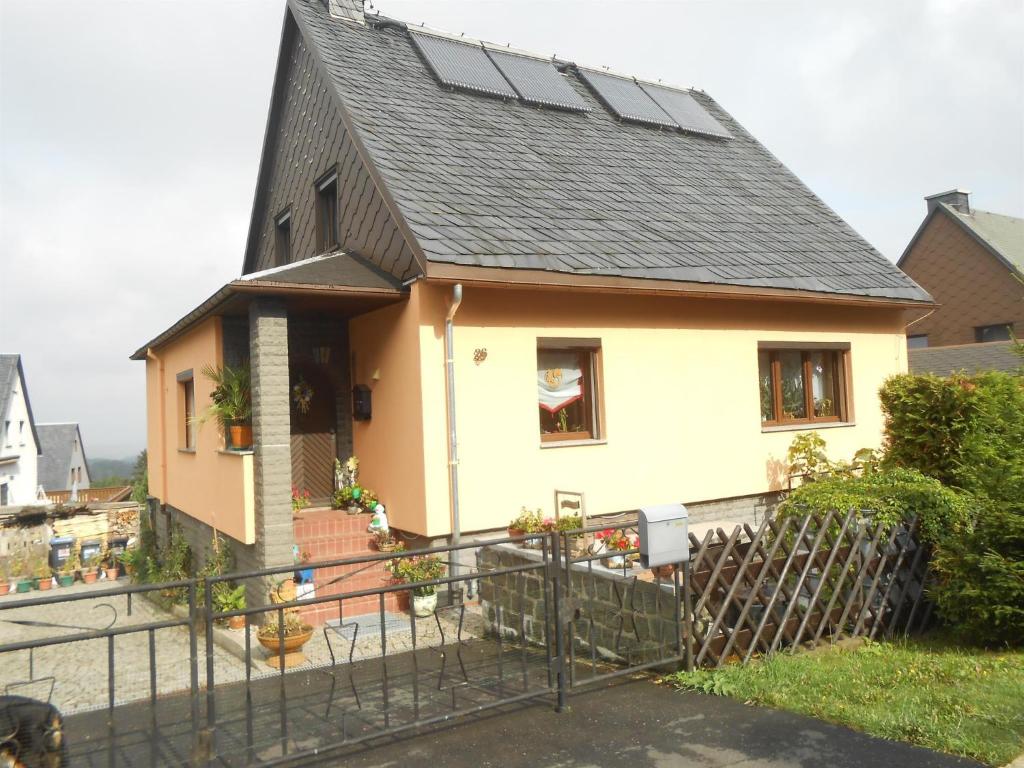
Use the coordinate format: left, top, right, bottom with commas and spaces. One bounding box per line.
669, 636, 1024, 766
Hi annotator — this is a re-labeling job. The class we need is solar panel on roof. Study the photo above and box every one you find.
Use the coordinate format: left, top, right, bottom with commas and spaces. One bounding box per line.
410, 31, 517, 100
640, 83, 732, 139
577, 69, 678, 129
485, 48, 590, 112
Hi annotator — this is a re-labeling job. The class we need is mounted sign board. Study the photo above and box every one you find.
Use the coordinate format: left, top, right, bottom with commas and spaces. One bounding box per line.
638, 504, 689, 568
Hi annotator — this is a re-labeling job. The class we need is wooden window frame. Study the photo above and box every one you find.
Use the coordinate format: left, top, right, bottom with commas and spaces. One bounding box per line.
274, 208, 292, 267
177, 369, 196, 452
315, 170, 339, 253
537, 343, 602, 444
759, 346, 849, 428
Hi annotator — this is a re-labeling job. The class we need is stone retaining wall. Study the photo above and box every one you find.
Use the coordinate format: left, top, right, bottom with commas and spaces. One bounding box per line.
476, 544, 682, 665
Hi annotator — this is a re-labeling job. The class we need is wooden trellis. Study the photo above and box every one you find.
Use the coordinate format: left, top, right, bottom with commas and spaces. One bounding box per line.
685, 510, 933, 667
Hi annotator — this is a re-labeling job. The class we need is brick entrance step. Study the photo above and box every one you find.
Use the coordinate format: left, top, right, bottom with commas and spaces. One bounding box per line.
292, 508, 401, 626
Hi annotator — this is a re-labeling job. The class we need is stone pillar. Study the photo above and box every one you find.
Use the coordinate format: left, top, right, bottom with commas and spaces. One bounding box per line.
249, 298, 295, 605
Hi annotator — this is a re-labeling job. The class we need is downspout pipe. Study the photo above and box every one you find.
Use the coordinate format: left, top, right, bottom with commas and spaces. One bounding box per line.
146, 348, 168, 506
445, 284, 463, 582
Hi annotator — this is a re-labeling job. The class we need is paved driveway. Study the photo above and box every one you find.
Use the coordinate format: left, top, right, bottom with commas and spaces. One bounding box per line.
333, 678, 980, 768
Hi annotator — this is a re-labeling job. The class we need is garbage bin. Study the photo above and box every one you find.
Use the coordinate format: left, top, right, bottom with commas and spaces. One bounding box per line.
108, 536, 129, 576
80, 539, 103, 566
49, 537, 76, 571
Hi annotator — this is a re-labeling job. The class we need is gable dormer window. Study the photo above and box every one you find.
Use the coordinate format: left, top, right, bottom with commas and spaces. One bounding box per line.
315, 171, 339, 253
275, 209, 292, 267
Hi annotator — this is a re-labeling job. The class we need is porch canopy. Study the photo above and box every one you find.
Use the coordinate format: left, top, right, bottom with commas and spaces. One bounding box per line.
130, 252, 407, 360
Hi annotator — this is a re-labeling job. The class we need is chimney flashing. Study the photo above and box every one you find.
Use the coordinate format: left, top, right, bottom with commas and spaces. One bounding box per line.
325, 0, 365, 24
925, 188, 971, 215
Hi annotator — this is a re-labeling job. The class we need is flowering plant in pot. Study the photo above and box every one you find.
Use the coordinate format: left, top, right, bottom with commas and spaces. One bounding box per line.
385, 546, 447, 617
594, 529, 637, 569
198, 363, 252, 449
291, 486, 311, 512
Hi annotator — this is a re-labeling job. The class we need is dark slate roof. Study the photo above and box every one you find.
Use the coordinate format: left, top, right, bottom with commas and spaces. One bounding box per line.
909, 341, 1021, 376
36, 423, 88, 492
0, 354, 41, 458
288, 0, 930, 303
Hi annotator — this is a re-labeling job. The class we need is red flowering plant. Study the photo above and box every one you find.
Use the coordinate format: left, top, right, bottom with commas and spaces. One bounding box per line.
291, 486, 311, 512
595, 528, 637, 552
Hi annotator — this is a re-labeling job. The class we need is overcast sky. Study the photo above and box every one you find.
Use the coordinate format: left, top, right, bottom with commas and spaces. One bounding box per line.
1, 0, 1022, 460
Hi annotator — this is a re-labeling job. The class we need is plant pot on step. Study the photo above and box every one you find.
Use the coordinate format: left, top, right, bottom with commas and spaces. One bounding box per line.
0, 582, 10, 597
230, 424, 253, 450
412, 590, 438, 617
396, 589, 411, 612
16, 579, 32, 594
82, 569, 98, 585
258, 624, 313, 669
228, 615, 246, 631
58, 574, 75, 587
35, 577, 53, 591
104, 567, 119, 581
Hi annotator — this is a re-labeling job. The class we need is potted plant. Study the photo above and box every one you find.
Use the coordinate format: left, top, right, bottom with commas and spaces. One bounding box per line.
372, 528, 399, 553
556, 514, 585, 555
386, 546, 447, 617
213, 584, 247, 630
257, 613, 314, 668
103, 551, 120, 582
33, 556, 53, 591
291, 485, 311, 513
198, 362, 253, 449
13, 555, 32, 593
119, 547, 139, 578
594, 529, 637, 569
81, 552, 102, 584
57, 549, 79, 587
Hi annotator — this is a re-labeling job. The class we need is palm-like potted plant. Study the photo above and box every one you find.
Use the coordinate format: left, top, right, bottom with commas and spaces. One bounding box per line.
386, 546, 447, 617
81, 552, 102, 584
199, 363, 253, 449
58, 549, 79, 587
103, 551, 119, 582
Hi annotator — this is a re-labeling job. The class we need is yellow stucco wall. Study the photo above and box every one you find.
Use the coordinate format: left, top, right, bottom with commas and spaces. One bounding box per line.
144, 317, 255, 544
395, 282, 908, 537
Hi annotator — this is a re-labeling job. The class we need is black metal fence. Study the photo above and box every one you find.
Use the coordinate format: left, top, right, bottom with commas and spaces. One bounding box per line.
0, 512, 931, 766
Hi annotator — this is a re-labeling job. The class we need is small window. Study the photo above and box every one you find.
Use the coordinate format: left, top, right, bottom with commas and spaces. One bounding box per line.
975, 324, 1012, 343
1, 483, 7, 506
275, 210, 291, 266
907, 334, 929, 350
315, 172, 339, 252
537, 343, 601, 443
759, 346, 849, 427
178, 372, 196, 450
3, 421, 9, 447
18, 421, 24, 445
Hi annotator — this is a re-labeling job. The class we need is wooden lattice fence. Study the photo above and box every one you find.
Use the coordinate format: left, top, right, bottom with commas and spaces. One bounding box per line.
686, 510, 933, 667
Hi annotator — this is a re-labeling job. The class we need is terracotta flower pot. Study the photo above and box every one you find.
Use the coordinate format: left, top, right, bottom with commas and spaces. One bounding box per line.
396, 589, 411, 611
230, 424, 253, 450
104, 567, 119, 581
257, 626, 313, 655
36, 578, 53, 591
507, 527, 525, 539
82, 570, 98, 584
228, 615, 246, 631
650, 564, 676, 580
0, 582, 9, 596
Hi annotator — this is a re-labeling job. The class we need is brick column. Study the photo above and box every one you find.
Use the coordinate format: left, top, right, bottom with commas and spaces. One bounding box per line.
249, 298, 295, 605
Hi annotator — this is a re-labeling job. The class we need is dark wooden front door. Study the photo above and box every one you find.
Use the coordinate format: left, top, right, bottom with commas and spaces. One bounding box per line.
290, 363, 337, 505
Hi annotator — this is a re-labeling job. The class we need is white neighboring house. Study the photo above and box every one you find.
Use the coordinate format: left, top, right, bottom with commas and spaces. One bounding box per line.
37, 423, 91, 494
0, 355, 42, 506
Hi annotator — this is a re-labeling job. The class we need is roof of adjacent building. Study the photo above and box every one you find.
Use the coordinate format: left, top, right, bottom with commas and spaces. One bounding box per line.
273, 0, 931, 304
0, 354, 42, 458
36, 422, 88, 492
908, 340, 1021, 376
946, 207, 1024, 275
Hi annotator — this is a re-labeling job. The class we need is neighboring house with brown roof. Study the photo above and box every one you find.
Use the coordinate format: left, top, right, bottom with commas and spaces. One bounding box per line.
132, 0, 931, 582
899, 189, 1024, 350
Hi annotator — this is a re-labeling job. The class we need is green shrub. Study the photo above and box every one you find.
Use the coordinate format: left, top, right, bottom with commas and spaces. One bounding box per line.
779, 467, 974, 547
880, 371, 1024, 503
931, 501, 1024, 648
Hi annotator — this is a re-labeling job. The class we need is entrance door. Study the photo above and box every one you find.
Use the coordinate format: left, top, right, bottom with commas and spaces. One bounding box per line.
290, 363, 337, 506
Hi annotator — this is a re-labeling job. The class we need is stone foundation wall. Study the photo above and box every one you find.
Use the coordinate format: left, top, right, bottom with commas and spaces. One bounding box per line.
477, 544, 682, 665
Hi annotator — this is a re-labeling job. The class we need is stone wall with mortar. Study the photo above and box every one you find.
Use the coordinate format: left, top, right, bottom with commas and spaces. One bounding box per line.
477, 543, 682, 666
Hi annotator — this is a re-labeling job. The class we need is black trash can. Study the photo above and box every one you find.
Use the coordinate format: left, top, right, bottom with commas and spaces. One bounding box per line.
108, 536, 130, 576
79, 539, 103, 566
49, 537, 76, 571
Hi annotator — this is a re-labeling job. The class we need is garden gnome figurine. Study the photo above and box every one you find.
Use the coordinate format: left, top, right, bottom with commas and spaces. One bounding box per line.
367, 504, 389, 534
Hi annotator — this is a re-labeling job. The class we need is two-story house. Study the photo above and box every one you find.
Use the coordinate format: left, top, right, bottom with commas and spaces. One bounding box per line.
899, 189, 1023, 375
37, 423, 92, 494
132, 0, 932, 599
0, 355, 42, 506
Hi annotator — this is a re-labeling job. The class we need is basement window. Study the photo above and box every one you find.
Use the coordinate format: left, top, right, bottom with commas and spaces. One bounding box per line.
315, 171, 339, 253
537, 340, 602, 444
758, 344, 850, 427
275, 209, 292, 267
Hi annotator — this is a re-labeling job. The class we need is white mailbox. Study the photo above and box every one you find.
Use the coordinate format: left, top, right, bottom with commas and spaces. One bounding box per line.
638, 504, 689, 568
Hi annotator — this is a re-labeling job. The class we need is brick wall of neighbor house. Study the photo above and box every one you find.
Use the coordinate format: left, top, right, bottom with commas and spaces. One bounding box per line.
247, 29, 418, 280
900, 212, 1024, 346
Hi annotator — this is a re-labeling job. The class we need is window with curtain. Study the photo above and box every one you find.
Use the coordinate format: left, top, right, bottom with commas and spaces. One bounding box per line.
537, 345, 600, 442
758, 347, 848, 426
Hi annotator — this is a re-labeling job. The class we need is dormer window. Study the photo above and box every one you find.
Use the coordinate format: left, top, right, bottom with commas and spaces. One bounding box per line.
275, 209, 292, 267
315, 171, 339, 252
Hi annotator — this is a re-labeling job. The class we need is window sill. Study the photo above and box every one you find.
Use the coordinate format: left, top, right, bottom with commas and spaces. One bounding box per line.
761, 422, 855, 434
540, 438, 607, 449
218, 448, 254, 456
177, 448, 196, 454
